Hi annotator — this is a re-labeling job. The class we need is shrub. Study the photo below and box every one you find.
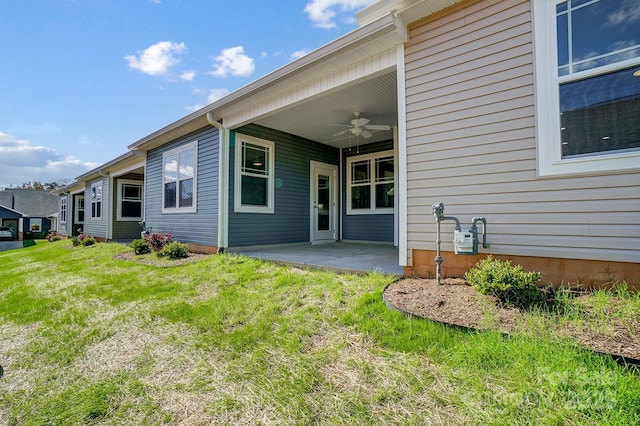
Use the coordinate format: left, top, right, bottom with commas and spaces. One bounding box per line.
466, 256, 543, 308
160, 241, 189, 259
47, 231, 60, 242
80, 236, 96, 246
73, 233, 95, 247
144, 232, 173, 252
129, 238, 151, 255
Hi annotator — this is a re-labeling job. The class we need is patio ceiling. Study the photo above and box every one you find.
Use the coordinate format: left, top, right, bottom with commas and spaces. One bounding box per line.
252, 70, 398, 149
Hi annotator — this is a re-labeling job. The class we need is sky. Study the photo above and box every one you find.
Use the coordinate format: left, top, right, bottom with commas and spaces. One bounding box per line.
0, 0, 376, 188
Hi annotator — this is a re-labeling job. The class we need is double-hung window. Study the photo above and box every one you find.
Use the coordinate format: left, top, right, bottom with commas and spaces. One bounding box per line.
117, 180, 143, 221
347, 150, 394, 214
76, 196, 85, 224
90, 183, 102, 219
234, 134, 275, 214
162, 141, 197, 213
533, 0, 640, 176
60, 196, 67, 224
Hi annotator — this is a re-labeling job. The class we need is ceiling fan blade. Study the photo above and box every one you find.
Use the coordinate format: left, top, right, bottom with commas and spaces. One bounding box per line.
362, 130, 372, 139
355, 117, 369, 126
333, 129, 350, 137
364, 124, 391, 131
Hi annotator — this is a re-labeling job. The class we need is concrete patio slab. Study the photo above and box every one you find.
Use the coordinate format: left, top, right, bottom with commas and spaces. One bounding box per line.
231, 242, 403, 275
0, 241, 24, 252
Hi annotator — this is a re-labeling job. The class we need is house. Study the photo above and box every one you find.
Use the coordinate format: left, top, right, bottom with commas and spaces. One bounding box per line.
54, 152, 145, 242
0, 189, 58, 240
59, 0, 639, 287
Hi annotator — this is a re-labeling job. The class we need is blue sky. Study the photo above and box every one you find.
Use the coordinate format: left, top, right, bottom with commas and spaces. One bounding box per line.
0, 0, 375, 188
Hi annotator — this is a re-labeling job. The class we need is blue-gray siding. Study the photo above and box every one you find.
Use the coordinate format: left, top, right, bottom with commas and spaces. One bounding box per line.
342, 140, 394, 243
83, 177, 109, 239
228, 124, 339, 247
145, 127, 219, 247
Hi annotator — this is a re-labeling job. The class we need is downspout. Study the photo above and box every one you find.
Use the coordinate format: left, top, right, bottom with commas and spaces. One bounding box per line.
206, 112, 229, 252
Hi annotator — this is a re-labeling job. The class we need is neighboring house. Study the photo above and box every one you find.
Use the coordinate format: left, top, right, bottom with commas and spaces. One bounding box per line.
54, 152, 145, 242
73, 0, 639, 286
0, 189, 58, 239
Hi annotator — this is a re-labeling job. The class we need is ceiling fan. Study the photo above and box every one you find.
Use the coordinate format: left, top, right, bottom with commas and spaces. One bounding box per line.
331, 111, 391, 140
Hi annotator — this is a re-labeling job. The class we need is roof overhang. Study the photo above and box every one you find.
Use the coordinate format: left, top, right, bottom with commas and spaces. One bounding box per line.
357, 0, 463, 27
128, 12, 408, 152
75, 151, 145, 183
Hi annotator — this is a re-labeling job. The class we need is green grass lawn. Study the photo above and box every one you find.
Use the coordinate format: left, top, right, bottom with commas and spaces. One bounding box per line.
0, 240, 638, 425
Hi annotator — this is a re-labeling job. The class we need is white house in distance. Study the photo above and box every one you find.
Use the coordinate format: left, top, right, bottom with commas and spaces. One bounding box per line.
56, 0, 639, 288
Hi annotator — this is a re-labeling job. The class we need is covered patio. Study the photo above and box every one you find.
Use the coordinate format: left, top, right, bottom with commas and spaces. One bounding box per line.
231, 242, 402, 275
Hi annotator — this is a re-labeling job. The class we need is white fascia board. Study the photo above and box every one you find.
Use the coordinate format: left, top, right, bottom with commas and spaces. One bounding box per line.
74, 151, 137, 182
128, 13, 403, 152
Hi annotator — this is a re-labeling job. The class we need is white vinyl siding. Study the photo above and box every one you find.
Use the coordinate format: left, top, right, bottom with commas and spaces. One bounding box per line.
404, 0, 640, 264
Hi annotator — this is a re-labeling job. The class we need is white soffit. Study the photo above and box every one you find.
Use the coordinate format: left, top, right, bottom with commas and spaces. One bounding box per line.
357, 0, 461, 27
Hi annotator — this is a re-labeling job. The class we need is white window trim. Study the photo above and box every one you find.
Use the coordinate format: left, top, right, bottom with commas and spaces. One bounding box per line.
75, 195, 85, 224
346, 150, 395, 215
90, 182, 102, 220
532, 0, 640, 178
161, 140, 198, 214
117, 179, 144, 221
60, 196, 67, 224
234, 134, 275, 214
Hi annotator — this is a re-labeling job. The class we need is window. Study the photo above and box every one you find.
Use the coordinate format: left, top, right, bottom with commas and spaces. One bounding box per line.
90, 183, 102, 219
60, 196, 67, 224
347, 150, 394, 214
30, 218, 42, 232
75, 195, 85, 224
117, 180, 143, 221
533, 0, 640, 176
162, 141, 197, 213
234, 135, 275, 214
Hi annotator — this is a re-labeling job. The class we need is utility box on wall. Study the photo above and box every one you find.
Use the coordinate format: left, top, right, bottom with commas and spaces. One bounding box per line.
453, 229, 477, 255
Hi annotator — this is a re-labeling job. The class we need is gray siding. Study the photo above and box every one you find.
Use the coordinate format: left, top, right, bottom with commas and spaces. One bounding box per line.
342, 140, 394, 242
404, 0, 640, 263
145, 127, 219, 247
112, 173, 144, 241
228, 124, 339, 247
83, 177, 109, 239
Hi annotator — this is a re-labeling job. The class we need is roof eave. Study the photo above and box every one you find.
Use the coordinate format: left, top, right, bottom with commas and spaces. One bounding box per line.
128, 13, 403, 152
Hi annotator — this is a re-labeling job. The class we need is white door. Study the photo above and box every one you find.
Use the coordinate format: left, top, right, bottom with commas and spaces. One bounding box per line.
310, 161, 338, 243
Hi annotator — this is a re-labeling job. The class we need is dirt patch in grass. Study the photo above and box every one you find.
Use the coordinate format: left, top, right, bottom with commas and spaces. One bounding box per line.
384, 278, 640, 362
113, 250, 211, 267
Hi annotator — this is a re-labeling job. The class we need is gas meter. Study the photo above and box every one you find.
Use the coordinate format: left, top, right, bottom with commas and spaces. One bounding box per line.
454, 229, 477, 255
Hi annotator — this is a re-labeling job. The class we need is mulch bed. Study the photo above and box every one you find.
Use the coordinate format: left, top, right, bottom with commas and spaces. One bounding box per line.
384, 278, 640, 363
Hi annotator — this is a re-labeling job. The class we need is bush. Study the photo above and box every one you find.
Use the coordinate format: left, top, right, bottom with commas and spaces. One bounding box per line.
144, 232, 173, 252
72, 233, 95, 246
466, 256, 543, 308
49, 235, 62, 242
80, 235, 96, 246
160, 241, 189, 259
129, 238, 151, 255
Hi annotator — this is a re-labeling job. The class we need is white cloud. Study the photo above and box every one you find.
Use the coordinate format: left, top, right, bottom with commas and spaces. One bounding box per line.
125, 41, 186, 76
0, 131, 98, 186
209, 46, 255, 78
180, 70, 196, 81
605, 0, 640, 27
185, 88, 230, 112
290, 49, 311, 60
304, 0, 375, 29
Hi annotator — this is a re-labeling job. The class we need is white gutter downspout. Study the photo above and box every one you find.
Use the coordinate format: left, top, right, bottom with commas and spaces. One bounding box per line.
206, 112, 229, 252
